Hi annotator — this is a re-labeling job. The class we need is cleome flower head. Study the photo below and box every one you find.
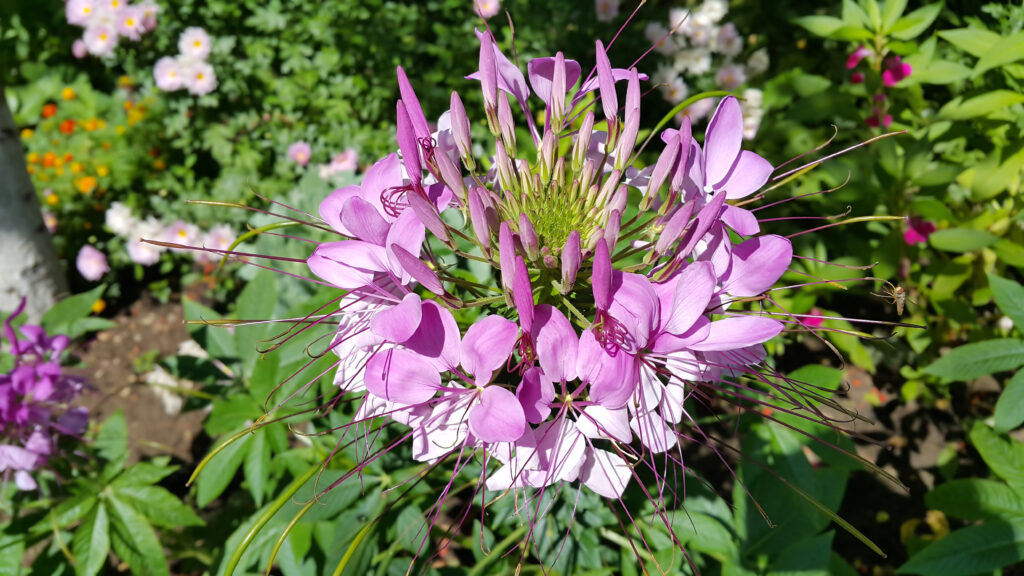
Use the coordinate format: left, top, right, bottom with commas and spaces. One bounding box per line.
186, 25, 905, 572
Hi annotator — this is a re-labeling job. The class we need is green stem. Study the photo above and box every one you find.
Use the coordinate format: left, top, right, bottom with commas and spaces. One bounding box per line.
466, 525, 529, 576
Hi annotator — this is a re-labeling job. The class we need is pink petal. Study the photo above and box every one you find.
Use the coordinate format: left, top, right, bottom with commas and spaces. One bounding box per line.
359, 154, 402, 215
404, 301, 461, 371
532, 304, 578, 383
513, 256, 535, 333
318, 185, 361, 236
370, 292, 422, 343
660, 262, 715, 335
341, 196, 390, 245
720, 150, 773, 200
630, 409, 677, 454
396, 101, 422, 179
689, 317, 784, 351
722, 235, 792, 297
721, 204, 760, 235
461, 315, 519, 384
704, 96, 743, 186
576, 405, 632, 443
592, 238, 612, 310
469, 386, 526, 443
527, 56, 582, 104
529, 418, 586, 484
577, 330, 637, 408
364, 348, 440, 405
580, 449, 631, 499
388, 244, 445, 295
396, 66, 430, 139
607, 272, 660, 350
516, 367, 555, 424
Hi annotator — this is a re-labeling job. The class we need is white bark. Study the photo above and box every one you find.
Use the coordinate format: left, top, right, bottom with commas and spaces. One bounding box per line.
0, 86, 68, 320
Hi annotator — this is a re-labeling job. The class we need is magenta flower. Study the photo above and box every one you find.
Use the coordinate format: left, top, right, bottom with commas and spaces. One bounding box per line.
846, 45, 871, 69
882, 56, 913, 86
75, 245, 109, 281
0, 300, 88, 490
904, 216, 936, 245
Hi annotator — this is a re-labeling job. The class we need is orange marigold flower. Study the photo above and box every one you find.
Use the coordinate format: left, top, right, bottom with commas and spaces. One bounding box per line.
42, 152, 57, 168
76, 176, 98, 194
60, 119, 76, 134
91, 299, 106, 314
41, 103, 57, 119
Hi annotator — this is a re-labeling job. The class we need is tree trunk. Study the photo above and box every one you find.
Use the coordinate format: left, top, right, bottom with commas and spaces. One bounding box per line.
0, 85, 68, 320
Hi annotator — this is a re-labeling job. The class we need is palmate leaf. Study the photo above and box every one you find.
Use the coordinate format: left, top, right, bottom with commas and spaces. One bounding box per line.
923, 339, 1024, 381
898, 518, 1024, 575
72, 502, 109, 576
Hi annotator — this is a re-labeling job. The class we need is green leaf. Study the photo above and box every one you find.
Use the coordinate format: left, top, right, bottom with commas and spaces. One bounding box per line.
959, 147, 1024, 201
889, 3, 942, 40
928, 228, 998, 252
110, 458, 177, 488
670, 511, 736, 558
243, 428, 270, 506
107, 496, 170, 576
995, 371, 1024, 434
923, 339, 1024, 381
842, 0, 871, 28
970, 423, 1024, 495
794, 15, 844, 37
938, 27, 1002, 57
989, 274, 1024, 330
897, 518, 1024, 575
113, 485, 204, 528
72, 502, 110, 576
881, 0, 908, 33
771, 531, 834, 573
864, 0, 882, 31
40, 284, 108, 340
196, 430, 250, 507
901, 59, 972, 85
234, 270, 278, 379
938, 91, 1024, 120
0, 527, 25, 576
95, 410, 127, 462
995, 240, 1024, 268
182, 298, 237, 363
926, 478, 1024, 521
974, 31, 1024, 75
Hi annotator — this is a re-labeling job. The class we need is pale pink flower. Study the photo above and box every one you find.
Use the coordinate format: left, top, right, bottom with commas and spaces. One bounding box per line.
195, 225, 236, 263
116, 6, 145, 41
595, 0, 620, 22
76, 245, 109, 281
288, 141, 312, 166
178, 27, 212, 61
83, 25, 118, 58
127, 217, 165, 266
138, 0, 159, 31
162, 220, 201, 251
105, 202, 137, 236
72, 39, 88, 59
66, 0, 96, 26
474, 0, 500, 18
154, 57, 184, 92
716, 64, 747, 90
182, 59, 217, 96
42, 212, 58, 234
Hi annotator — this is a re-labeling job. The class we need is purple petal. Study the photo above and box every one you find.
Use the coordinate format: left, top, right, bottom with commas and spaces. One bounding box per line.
561, 231, 581, 291
468, 187, 492, 253
406, 190, 450, 245
532, 304, 578, 383
592, 238, 612, 310
450, 91, 472, 157
470, 29, 530, 112
689, 317, 784, 351
519, 214, 539, 259
671, 117, 693, 194
654, 201, 696, 255
645, 133, 680, 201
720, 150, 773, 200
402, 301, 460, 371
721, 204, 760, 236
470, 386, 526, 443
461, 315, 519, 384
341, 196, 390, 246
308, 242, 384, 289
364, 348, 440, 405
527, 56, 582, 105
384, 210, 426, 279
370, 292, 422, 343
319, 185, 361, 236
513, 256, 535, 333
396, 66, 430, 139
722, 235, 793, 297
478, 33, 498, 108
516, 367, 555, 424
661, 261, 715, 335
580, 449, 631, 499
594, 40, 618, 123
607, 272, 660, 351
359, 154, 403, 216
704, 96, 743, 187
577, 330, 636, 409
651, 317, 711, 354
396, 101, 422, 179
388, 244, 445, 295
678, 191, 726, 260
499, 221, 516, 292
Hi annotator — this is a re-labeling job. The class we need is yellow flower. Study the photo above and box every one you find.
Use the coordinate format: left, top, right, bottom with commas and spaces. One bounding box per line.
91, 299, 106, 314
26, 152, 39, 164
71, 162, 84, 174
153, 159, 166, 171
53, 157, 64, 168
46, 193, 59, 205
27, 166, 36, 175
97, 119, 107, 130
118, 75, 132, 87
123, 101, 134, 111
127, 108, 145, 125
55, 167, 65, 176
61, 87, 77, 101
96, 165, 110, 177
20, 128, 34, 139
115, 125, 126, 135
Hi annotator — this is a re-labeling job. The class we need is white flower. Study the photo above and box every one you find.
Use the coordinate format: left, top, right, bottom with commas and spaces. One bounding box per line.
178, 27, 212, 61
668, 8, 691, 33
645, 22, 674, 55
162, 220, 201, 249
740, 89, 764, 140
746, 47, 770, 77
685, 21, 716, 47
105, 201, 137, 236
76, 245, 109, 281
694, 0, 728, 25
595, 0, 621, 23
999, 316, 1015, 332
674, 49, 712, 75
716, 22, 743, 58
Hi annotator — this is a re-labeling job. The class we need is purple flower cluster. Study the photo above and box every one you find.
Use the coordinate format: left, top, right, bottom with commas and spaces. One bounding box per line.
66, 0, 159, 59
304, 33, 796, 503
0, 301, 88, 491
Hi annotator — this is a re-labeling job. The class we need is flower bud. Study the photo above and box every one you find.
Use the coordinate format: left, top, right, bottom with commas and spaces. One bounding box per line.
550, 51, 567, 132
519, 213, 539, 260
449, 91, 475, 171
641, 133, 680, 211
572, 111, 595, 172
498, 92, 517, 157
561, 230, 581, 293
